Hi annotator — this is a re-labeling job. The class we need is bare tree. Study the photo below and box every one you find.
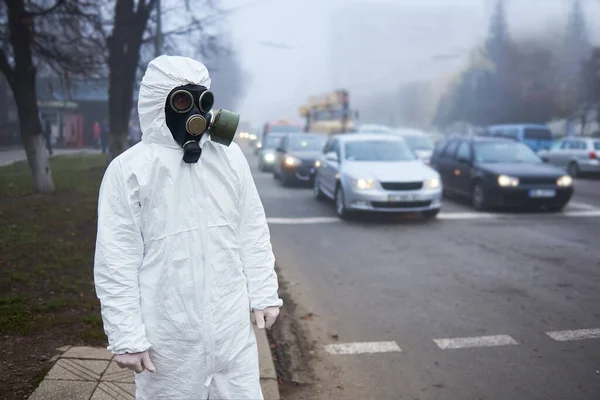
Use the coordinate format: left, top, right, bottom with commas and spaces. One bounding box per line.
105, 0, 225, 160
0, 0, 104, 193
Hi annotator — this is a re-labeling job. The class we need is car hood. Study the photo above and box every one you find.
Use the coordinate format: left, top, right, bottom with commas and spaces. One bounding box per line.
342, 160, 438, 181
288, 150, 322, 161
478, 162, 565, 178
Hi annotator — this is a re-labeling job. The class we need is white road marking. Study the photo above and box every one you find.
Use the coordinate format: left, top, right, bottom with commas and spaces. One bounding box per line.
324, 341, 402, 355
437, 212, 497, 220
561, 210, 600, 217
568, 201, 597, 210
267, 217, 339, 224
433, 335, 518, 350
265, 210, 600, 224
546, 328, 600, 342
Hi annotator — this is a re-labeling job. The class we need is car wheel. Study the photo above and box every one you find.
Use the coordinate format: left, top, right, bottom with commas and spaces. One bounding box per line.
472, 182, 488, 211
567, 162, 579, 178
422, 209, 440, 219
335, 185, 351, 219
313, 175, 326, 200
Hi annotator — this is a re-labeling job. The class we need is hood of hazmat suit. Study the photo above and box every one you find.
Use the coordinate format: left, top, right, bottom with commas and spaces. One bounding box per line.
94, 55, 282, 400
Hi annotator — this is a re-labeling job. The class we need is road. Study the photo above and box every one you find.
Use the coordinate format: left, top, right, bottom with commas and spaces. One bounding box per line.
241, 142, 600, 400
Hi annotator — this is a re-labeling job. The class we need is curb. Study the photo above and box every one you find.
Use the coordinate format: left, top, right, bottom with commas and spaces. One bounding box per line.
28, 329, 280, 400
254, 325, 281, 400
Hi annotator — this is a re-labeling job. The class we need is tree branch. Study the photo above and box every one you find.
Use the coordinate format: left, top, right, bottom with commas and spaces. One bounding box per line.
26, 0, 67, 17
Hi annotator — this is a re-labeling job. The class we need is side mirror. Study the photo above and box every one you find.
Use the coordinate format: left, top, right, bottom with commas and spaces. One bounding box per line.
325, 152, 339, 162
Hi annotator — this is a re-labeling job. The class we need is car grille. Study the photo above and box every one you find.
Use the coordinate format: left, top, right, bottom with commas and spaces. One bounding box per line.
371, 200, 431, 209
518, 177, 557, 185
301, 159, 315, 167
380, 181, 423, 191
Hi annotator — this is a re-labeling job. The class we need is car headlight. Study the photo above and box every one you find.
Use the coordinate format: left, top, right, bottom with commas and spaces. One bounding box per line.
264, 153, 275, 162
315, 160, 321, 168
426, 177, 441, 189
284, 156, 300, 167
256, 142, 263, 149
353, 178, 375, 190
249, 134, 257, 140
556, 175, 573, 187
498, 174, 519, 187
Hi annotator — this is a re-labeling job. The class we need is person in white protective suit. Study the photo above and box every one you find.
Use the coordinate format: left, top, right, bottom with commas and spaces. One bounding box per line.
94, 55, 283, 400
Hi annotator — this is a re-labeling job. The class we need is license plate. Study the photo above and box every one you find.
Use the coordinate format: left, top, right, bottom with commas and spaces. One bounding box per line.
529, 189, 556, 198
309, 168, 315, 174
388, 194, 421, 202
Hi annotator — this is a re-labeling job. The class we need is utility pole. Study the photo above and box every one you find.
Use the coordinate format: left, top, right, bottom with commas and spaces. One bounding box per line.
155, 0, 162, 57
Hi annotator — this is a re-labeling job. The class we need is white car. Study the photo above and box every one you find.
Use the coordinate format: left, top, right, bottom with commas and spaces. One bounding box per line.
313, 134, 442, 219
355, 124, 393, 134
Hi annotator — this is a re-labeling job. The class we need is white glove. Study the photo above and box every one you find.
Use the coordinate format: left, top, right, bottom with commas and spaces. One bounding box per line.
253, 307, 280, 329
114, 351, 156, 374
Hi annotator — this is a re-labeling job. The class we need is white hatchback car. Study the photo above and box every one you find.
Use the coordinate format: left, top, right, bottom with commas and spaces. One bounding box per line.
313, 134, 443, 219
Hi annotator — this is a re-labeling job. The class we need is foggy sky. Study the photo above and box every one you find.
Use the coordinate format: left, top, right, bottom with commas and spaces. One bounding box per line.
222, 0, 600, 130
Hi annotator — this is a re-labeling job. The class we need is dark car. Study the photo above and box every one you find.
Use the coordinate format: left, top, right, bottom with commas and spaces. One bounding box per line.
258, 133, 285, 172
430, 137, 574, 211
273, 133, 327, 186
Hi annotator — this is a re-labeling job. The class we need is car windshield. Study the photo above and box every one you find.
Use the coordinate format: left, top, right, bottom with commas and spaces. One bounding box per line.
289, 136, 326, 151
474, 141, 542, 163
264, 136, 283, 149
402, 135, 434, 151
344, 140, 417, 161
270, 125, 303, 133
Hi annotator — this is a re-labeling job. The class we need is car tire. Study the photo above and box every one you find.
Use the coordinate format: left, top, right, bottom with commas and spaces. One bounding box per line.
567, 162, 579, 178
313, 176, 326, 201
422, 209, 440, 219
471, 182, 488, 211
335, 185, 351, 220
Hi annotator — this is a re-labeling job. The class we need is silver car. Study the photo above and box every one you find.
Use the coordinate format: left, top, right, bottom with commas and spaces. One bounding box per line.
538, 137, 600, 177
313, 134, 443, 219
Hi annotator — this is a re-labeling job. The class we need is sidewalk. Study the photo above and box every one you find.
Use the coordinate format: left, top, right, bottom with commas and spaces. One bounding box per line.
28, 326, 280, 400
0, 148, 101, 167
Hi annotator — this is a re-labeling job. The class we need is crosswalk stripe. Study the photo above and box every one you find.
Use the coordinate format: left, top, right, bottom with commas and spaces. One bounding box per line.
545, 328, 600, 342
433, 335, 518, 350
324, 341, 402, 355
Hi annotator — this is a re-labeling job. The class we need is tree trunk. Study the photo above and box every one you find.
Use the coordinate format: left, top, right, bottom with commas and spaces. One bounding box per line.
106, 1, 153, 161
5, 0, 54, 193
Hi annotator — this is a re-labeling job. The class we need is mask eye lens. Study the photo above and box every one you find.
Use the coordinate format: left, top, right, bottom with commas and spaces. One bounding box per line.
199, 90, 214, 113
170, 90, 193, 113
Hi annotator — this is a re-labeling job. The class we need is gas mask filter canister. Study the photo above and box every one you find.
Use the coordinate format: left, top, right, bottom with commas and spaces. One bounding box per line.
164, 84, 241, 163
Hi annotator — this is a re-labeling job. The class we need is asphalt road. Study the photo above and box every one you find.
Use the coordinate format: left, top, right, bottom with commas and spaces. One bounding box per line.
241, 142, 600, 400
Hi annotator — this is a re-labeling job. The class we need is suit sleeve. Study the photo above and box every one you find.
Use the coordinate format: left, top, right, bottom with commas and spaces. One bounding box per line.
236, 146, 283, 310
94, 160, 152, 354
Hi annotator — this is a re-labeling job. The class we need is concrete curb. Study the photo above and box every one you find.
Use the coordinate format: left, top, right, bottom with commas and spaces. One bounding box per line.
28, 329, 281, 399
254, 325, 281, 400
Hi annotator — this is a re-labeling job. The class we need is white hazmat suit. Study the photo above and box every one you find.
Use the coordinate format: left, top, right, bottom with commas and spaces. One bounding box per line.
94, 55, 282, 399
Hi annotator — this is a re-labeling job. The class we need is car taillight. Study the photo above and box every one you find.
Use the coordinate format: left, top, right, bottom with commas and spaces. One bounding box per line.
590, 151, 598, 159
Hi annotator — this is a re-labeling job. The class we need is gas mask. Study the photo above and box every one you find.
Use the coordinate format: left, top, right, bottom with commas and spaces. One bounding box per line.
165, 84, 240, 163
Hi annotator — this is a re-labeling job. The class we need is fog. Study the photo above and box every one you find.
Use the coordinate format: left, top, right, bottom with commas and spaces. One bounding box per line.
223, 0, 600, 129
